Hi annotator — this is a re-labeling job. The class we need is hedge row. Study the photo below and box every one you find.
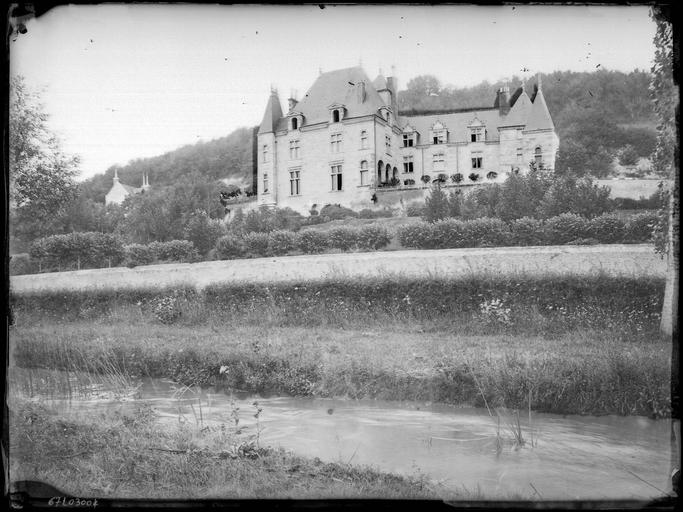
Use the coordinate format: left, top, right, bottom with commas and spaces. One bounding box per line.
215, 224, 392, 259
397, 212, 657, 249
28, 232, 126, 272
22, 233, 199, 274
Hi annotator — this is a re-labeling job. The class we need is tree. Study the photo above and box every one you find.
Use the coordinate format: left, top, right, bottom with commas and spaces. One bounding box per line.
618, 145, 640, 167
650, 5, 679, 491
405, 75, 441, 97
9, 75, 79, 241
422, 184, 449, 222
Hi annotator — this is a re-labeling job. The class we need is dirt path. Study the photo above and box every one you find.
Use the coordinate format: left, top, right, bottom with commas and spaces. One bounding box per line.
10, 244, 665, 294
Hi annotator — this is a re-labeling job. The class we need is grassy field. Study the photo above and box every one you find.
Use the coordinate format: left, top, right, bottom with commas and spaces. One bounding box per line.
9, 400, 440, 500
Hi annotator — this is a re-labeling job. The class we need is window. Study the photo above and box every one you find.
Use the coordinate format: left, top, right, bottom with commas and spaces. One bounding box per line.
403, 134, 414, 147
291, 118, 298, 130
333, 110, 340, 123
263, 172, 269, 193
330, 133, 342, 153
360, 130, 368, 149
470, 127, 484, 142
403, 155, 414, 173
471, 156, 483, 169
289, 139, 300, 159
262, 145, 269, 163
535, 146, 543, 167
432, 131, 446, 144
331, 164, 343, 191
289, 170, 300, 196
516, 147, 523, 161
385, 134, 391, 154
360, 160, 369, 186
433, 152, 445, 171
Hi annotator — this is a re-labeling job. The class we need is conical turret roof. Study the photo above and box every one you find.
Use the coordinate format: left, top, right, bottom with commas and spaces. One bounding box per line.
525, 87, 555, 132
500, 86, 532, 127
258, 90, 283, 134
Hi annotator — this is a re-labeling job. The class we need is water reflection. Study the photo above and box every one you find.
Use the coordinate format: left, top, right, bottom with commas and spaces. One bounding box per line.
8, 368, 673, 500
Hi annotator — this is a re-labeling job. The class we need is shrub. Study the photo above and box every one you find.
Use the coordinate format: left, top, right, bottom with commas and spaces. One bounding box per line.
268, 230, 300, 256
152, 294, 182, 324
405, 204, 425, 217
420, 175, 431, 184
215, 234, 246, 259
149, 240, 198, 262
124, 244, 156, 267
358, 208, 393, 219
327, 227, 358, 252
319, 204, 358, 221
397, 222, 435, 249
9, 254, 38, 276
542, 214, 592, 245
462, 218, 511, 247
624, 212, 658, 243
242, 232, 271, 257
356, 224, 391, 250
588, 213, 627, 243
27, 232, 125, 271
509, 217, 546, 246
468, 173, 480, 182
182, 211, 225, 255
538, 175, 613, 219
298, 230, 329, 254
451, 173, 463, 183
431, 219, 467, 249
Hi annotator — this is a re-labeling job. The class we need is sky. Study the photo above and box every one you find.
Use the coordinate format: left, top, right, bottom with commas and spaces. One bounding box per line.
10, 4, 658, 181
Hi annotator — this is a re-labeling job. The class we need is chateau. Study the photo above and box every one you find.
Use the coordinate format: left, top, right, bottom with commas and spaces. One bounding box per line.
257, 66, 559, 215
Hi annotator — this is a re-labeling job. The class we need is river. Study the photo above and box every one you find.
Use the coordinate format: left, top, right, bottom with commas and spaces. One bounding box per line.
8, 368, 673, 501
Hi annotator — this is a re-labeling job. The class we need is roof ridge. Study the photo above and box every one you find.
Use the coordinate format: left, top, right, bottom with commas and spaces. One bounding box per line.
399, 106, 497, 117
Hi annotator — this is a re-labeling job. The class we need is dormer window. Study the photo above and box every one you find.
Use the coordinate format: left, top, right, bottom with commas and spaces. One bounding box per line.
470, 127, 484, 142
328, 104, 346, 124
378, 106, 391, 124
430, 121, 447, 145
403, 134, 414, 147
468, 117, 485, 143
288, 112, 303, 131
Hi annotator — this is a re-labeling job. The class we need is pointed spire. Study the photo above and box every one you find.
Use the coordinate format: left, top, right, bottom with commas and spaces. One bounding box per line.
259, 88, 284, 134
526, 85, 555, 132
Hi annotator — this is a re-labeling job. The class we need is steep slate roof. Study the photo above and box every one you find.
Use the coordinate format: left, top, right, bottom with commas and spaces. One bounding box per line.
258, 90, 284, 134
373, 73, 388, 91
399, 108, 508, 143
275, 67, 386, 131
524, 87, 555, 131
500, 87, 532, 127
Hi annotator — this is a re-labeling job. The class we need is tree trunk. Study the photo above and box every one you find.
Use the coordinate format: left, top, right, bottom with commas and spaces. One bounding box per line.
660, 177, 679, 337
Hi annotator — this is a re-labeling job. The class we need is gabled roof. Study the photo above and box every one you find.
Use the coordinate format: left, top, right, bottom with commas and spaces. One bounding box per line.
525, 88, 555, 132
258, 90, 284, 135
275, 67, 386, 131
500, 88, 532, 127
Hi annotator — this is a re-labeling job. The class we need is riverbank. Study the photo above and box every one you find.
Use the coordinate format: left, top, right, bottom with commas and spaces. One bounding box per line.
8, 400, 438, 499
10, 273, 671, 417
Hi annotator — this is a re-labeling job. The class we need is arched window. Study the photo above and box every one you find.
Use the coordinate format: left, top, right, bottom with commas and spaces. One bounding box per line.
535, 146, 543, 167
360, 160, 369, 186
333, 110, 340, 123
377, 160, 384, 184
292, 118, 298, 130
385, 163, 391, 183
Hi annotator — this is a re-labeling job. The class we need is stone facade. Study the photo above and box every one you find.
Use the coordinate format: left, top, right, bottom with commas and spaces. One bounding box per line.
257, 67, 559, 215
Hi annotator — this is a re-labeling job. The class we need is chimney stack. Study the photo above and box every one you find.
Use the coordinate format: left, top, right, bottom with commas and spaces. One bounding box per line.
497, 85, 510, 114
356, 81, 366, 103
